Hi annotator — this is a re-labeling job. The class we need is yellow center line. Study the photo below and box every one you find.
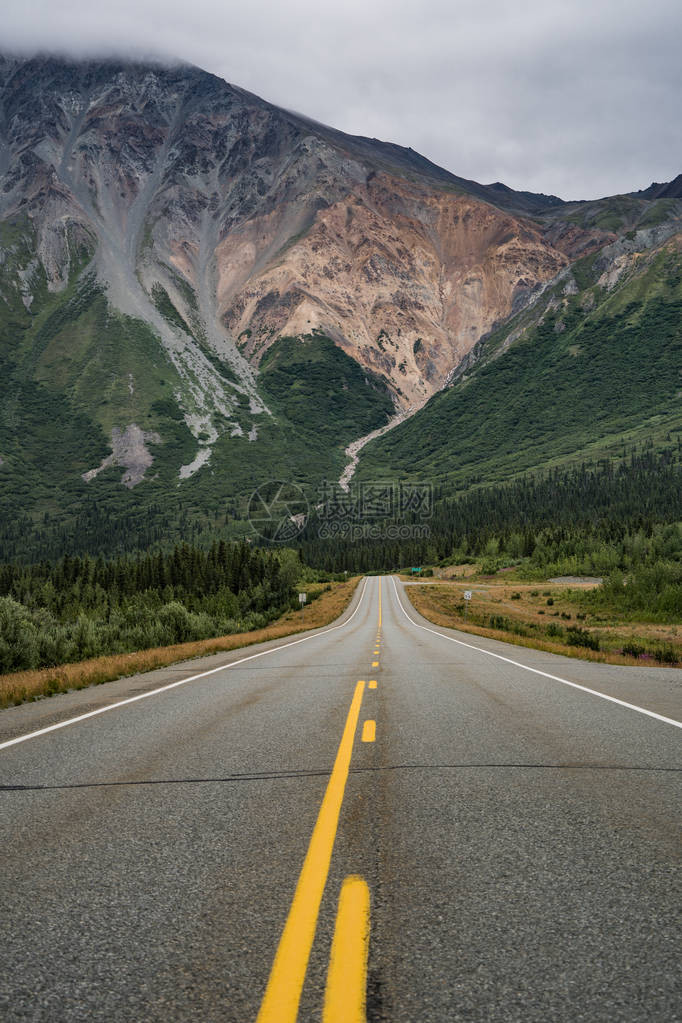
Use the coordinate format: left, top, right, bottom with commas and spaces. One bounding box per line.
372, 661, 379, 667
368, 680, 377, 690
361, 720, 376, 743
256, 681, 366, 1023
323, 875, 370, 1023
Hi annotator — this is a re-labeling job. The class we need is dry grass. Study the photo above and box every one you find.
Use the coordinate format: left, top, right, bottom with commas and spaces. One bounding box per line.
405, 580, 681, 668
0, 577, 361, 710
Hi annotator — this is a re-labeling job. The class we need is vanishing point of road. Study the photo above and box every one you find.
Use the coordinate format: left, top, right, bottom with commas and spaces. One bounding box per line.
1, 577, 680, 1021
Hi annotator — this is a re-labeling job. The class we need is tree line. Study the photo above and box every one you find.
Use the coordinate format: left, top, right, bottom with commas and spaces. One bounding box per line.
296, 450, 681, 573
0, 541, 301, 674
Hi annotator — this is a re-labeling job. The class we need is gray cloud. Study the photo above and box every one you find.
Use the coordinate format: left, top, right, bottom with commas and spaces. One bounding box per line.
3, 0, 681, 199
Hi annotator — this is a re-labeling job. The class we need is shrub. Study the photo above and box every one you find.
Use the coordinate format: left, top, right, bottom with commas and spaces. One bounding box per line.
73, 615, 101, 660
653, 645, 678, 665
0, 596, 41, 672
566, 626, 600, 650
157, 601, 196, 644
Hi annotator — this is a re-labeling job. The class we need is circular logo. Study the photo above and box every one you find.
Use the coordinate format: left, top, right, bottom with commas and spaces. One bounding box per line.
248, 480, 309, 543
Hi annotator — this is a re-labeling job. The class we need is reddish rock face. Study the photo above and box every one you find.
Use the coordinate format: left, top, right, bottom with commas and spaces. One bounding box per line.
218, 173, 570, 407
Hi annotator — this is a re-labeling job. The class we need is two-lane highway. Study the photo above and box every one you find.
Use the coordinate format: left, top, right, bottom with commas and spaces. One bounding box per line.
1, 577, 680, 1021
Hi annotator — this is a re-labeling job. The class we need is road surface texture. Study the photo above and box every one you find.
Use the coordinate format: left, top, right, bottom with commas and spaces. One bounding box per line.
1, 577, 680, 1021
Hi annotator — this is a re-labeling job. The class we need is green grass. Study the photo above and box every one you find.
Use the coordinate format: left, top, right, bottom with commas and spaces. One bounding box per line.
151, 282, 193, 335
565, 196, 645, 233
637, 198, 682, 229
571, 251, 601, 291
0, 213, 32, 248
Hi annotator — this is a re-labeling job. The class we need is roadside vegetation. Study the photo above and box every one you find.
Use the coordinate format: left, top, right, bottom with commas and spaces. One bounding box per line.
0, 567, 359, 709
401, 513, 681, 665
403, 571, 681, 668
399, 515, 681, 668
0, 539, 350, 686
298, 453, 681, 665
2, 452, 677, 698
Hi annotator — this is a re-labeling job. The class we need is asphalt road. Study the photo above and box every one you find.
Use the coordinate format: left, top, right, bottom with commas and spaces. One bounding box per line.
1, 576, 680, 1022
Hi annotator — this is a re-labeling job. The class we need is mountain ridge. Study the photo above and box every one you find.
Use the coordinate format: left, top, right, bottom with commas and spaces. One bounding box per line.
0, 53, 597, 426
0, 51, 680, 559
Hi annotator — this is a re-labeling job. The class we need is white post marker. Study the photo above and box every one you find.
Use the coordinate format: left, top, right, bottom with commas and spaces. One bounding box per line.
463, 590, 472, 621
299, 592, 307, 624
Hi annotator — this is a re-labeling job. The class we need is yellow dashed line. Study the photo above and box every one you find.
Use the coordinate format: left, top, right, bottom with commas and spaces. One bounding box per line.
323, 875, 370, 1023
361, 720, 376, 743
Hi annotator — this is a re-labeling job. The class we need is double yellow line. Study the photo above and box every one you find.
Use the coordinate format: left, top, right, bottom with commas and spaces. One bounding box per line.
256, 681, 368, 1022
256, 581, 381, 1023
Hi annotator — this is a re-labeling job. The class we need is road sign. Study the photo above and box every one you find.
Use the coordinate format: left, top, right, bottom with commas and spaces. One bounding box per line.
464, 590, 472, 601
299, 593, 307, 604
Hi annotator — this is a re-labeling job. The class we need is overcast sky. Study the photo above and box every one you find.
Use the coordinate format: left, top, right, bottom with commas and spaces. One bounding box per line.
3, 0, 681, 200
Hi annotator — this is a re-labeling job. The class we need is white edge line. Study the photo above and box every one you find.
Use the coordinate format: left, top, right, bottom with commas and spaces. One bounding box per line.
0, 578, 371, 752
391, 576, 682, 730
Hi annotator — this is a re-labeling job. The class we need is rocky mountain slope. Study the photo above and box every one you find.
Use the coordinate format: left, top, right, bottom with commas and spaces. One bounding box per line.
0, 52, 680, 558
0, 58, 595, 429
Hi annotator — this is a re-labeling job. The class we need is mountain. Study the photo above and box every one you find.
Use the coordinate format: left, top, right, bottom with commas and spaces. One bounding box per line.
0, 52, 588, 418
0, 52, 680, 559
630, 175, 682, 200
356, 226, 682, 491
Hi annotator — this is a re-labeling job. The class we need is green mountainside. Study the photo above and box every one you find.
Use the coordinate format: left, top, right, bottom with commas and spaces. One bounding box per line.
356, 236, 682, 492
0, 247, 391, 558
259, 334, 393, 445
2, 203, 680, 562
